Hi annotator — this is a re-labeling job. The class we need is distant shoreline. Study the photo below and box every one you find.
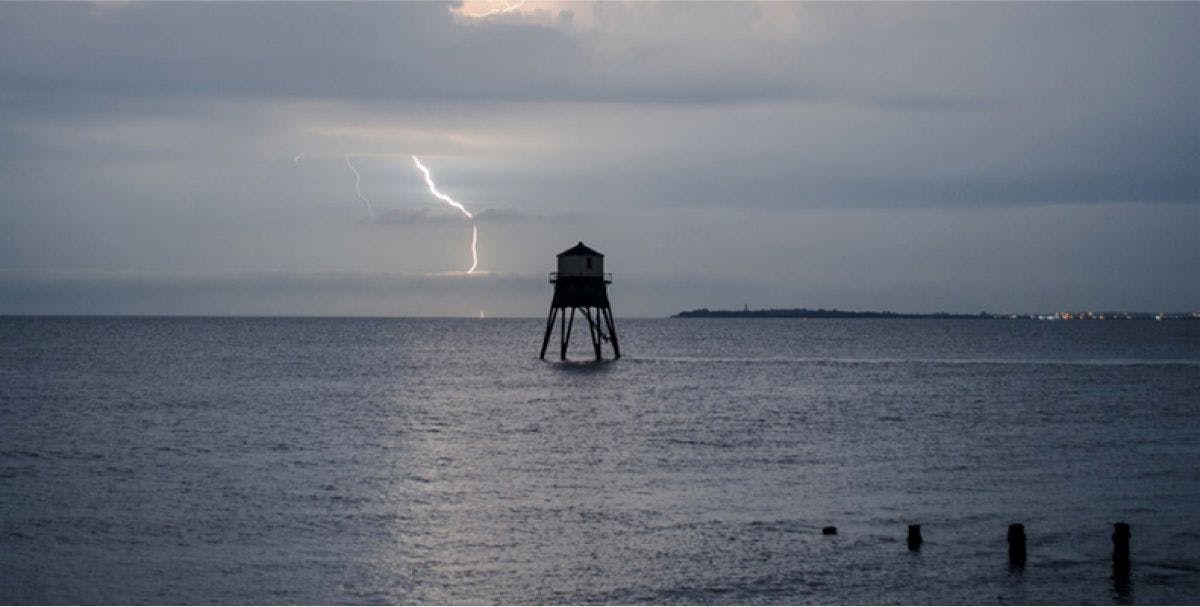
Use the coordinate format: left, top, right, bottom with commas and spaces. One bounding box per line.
672, 308, 1199, 320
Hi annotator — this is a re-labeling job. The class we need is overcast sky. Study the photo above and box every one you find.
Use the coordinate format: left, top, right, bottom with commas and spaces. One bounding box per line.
1, 1, 1196, 317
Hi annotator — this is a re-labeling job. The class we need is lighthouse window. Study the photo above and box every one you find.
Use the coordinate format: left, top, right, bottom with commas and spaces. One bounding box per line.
586, 258, 593, 269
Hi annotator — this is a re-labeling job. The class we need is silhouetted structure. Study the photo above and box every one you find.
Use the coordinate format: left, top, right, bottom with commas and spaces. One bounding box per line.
539, 242, 620, 361
1112, 522, 1131, 581
1008, 523, 1027, 566
907, 524, 923, 551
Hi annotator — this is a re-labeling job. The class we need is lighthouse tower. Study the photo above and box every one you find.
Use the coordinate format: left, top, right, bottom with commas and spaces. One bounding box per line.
539, 242, 621, 360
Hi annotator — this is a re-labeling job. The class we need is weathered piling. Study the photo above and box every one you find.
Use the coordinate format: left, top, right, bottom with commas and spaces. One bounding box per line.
1112, 522, 1131, 575
907, 524, 923, 551
1007, 523, 1026, 565
822, 526, 838, 535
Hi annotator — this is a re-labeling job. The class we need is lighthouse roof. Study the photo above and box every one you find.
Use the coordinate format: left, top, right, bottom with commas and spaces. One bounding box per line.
558, 241, 602, 257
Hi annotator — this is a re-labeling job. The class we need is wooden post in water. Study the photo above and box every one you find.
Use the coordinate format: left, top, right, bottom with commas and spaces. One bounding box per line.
1007, 523, 1027, 566
907, 524, 923, 551
1112, 522, 1131, 576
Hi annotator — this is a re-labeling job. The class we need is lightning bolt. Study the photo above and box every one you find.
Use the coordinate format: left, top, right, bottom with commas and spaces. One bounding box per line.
412, 155, 479, 274
345, 157, 375, 219
469, 224, 479, 274
412, 156, 473, 219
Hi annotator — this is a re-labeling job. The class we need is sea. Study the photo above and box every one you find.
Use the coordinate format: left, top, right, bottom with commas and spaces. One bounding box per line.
1, 316, 1198, 605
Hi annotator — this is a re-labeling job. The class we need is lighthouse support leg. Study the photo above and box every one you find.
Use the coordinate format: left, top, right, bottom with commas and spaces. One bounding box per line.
539, 306, 558, 360
602, 306, 620, 359
561, 307, 575, 360
583, 307, 602, 360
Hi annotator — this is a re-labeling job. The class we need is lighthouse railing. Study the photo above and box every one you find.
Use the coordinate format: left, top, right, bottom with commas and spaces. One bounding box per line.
548, 272, 612, 284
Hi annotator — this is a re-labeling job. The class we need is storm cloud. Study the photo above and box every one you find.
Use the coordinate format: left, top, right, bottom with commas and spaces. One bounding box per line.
1, 2, 1196, 316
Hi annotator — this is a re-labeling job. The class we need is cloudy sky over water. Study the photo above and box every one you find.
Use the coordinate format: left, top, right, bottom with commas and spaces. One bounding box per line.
1, 1, 1197, 317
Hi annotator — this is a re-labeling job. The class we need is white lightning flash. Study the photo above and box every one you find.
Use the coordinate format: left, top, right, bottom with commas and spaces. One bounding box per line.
469, 224, 479, 274
412, 155, 479, 274
412, 156, 473, 219
345, 157, 375, 219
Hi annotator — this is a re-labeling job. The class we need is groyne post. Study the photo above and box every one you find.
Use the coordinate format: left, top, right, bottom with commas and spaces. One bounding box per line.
1007, 523, 1026, 566
907, 524, 923, 551
1112, 522, 1131, 575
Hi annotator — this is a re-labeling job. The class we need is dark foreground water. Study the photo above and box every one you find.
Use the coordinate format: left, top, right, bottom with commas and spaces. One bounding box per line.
1, 317, 1198, 605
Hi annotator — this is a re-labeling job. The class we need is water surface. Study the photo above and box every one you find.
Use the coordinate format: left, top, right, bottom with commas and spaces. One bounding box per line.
2, 317, 1198, 604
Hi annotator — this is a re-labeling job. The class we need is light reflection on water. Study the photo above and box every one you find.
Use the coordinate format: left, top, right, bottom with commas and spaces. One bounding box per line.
1, 317, 1198, 604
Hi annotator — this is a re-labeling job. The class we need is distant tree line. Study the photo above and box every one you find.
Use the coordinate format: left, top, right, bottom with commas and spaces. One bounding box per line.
671, 308, 1199, 320
671, 308, 993, 319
